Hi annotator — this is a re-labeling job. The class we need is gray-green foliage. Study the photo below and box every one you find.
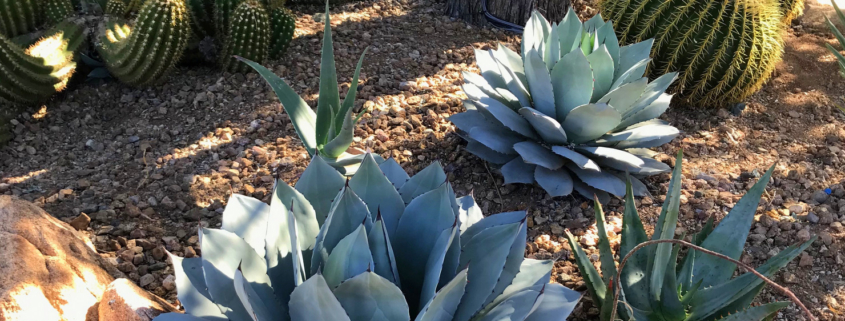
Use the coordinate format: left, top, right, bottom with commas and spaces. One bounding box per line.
826, 0, 845, 78
450, 9, 679, 201
153, 153, 582, 321
566, 152, 815, 321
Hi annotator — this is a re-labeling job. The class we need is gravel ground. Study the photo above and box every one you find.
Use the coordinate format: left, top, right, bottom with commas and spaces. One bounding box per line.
1, 0, 844, 320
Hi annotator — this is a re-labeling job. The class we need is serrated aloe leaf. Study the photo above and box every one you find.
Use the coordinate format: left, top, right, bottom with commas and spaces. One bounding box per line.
477, 97, 538, 139
456, 195, 484, 233
564, 230, 606, 306
610, 58, 651, 92
349, 153, 406, 236
419, 222, 458, 311
596, 122, 679, 149
502, 157, 537, 185
534, 167, 574, 197
566, 163, 626, 196
415, 269, 468, 321
587, 45, 614, 101
551, 49, 593, 121
289, 274, 352, 321
236, 57, 318, 156
474, 284, 544, 321
336, 48, 368, 135
617, 178, 651, 311
453, 222, 522, 321
312, 186, 374, 275
296, 155, 345, 224
617, 93, 673, 130
682, 164, 776, 289
393, 183, 457, 312
316, 2, 340, 145
615, 39, 653, 79
648, 151, 683, 301
518, 107, 568, 144
712, 302, 790, 321
597, 78, 648, 116
544, 23, 561, 69
551, 146, 600, 171
557, 8, 582, 54
514, 141, 565, 170
379, 157, 410, 189
573, 180, 611, 204
398, 161, 447, 204
333, 272, 411, 321
153, 313, 211, 321
323, 108, 355, 158
561, 103, 622, 143
168, 254, 227, 320
234, 269, 273, 321
474, 49, 507, 90
523, 48, 556, 117
222, 194, 270, 258
576, 146, 645, 173
524, 284, 582, 321
466, 140, 518, 164
267, 180, 319, 281
323, 224, 374, 288
593, 200, 617, 285
477, 259, 553, 317
679, 217, 714, 291
652, 242, 685, 320
316, 100, 334, 147
596, 20, 619, 69
369, 216, 401, 286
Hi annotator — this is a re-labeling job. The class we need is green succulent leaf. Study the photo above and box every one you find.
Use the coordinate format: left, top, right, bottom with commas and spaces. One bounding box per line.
322, 107, 355, 158
323, 224, 374, 288
289, 274, 352, 321
618, 178, 651, 311
295, 155, 345, 224
335, 48, 368, 135
369, 216, 401, 286
593, 201, 617, 285
397, 161, 447, 204
379, 157, 410, 189
315, 2, 340, 146
551, 49, 593, 121
713, 302, 790, 321
648, 151, 683, 301
332, 272, 411, 321
564, 230, 606, 308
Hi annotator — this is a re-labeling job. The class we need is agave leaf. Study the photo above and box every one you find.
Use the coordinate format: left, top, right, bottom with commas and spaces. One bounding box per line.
544, 23, 561, 69
415, 269, 468, 321
295, 155, 345, 224
286, 206, 306, 286
551, 49, 593, 121
169, 254, 227, 320
566, 163, 626, 196
493, 44, 527, 84
493, 56, 531, 107
501, 157, 537, 185
522, 11, 549, 55
573, 180, 611, 204
561, 103, 622, 143
461, 211, 525, 246
522, 48, 557, 117
711, 302, 790, 321
474, 49, 508, 90
269, 179, 320, 259
289, 274, 352, 321
315, 2, 340, 145
379, 157, 410, 189
595, 122, 679, 149
630, 156, 672, 176
534, 166, 573, 196
477, 97, 538, 139
349, 153, 406, 236
514, 141, 565, 170
557, 8, 583, 55
524, 284, 582, 321
312, 186, 374, 275
828, 43, 845, 77
398, 161, 447, 204
234, 269, 273, 321
419, 222, 459, 310
647, 151, 683, 301
587, 45, 615, 101
322, 108, 355, 158
618, 93, 673, 130
478, 259, 553, 317
828, 15, 845, 51
474, 284, 544, 321
615, 39, 654, 79
393, 183, 458, 312
236, 57, 317, 156
454, 222, 522, 321
597, 77, 648, 116
583, 13, 604, 31
456, 195, 484, 233
596, 20, 619, 69
518, 107, 568, 145
153, 313, 212, 321
439, 185, 462, 290
608, 172, 651, 197
484, 220, 529, 308
580, 30, 595, 56
265, 181, 315, 305
316, 100, 334, 147
221, 194, 270, 258
551, 146, 601, 171
467, 126, 523, 154
333, 272, 411, 321
369, 217, 401, 286
323, 224, 374, 288
576, 146, 645, 173
564, 230, 607, 307
463, 72, 507, 105
681, 165, 776, 289
466, 140, 518, 164
593, 201, 617, 285
621, 72, 677, 120
610, 59, 651, 92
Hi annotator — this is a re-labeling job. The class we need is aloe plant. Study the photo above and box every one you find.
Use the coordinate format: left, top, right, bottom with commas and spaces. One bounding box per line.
450, 9, 679, 201
826, 0, 845, 78
153, 153, 582, 321
565, 151, 815, 321
239, 3, 366, 174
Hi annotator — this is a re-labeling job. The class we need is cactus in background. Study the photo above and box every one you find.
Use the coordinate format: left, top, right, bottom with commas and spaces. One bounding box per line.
214, 0, 241, 38
269, 3, 295, 59
45, 0, 75, 24
186, 0, 215, 38
98, 0, 191, 87
600, 0, 785, 107
0, 0, 43, 38
105, 0, 128, 15
0, 22, 84, 104
781, 0, 804, 24
219, 0, 269, 72
123, 0, 144, 14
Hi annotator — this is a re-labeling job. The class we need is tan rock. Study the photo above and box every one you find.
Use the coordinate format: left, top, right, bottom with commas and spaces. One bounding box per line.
98, 279, 176, 321
0, 196, 116, 321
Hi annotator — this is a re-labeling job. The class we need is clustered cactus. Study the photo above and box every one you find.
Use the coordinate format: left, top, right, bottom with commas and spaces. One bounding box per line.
153, 154, 582, 321
451, 10, 679, 201
566, 153, 815, 321
599, 0, 786, 107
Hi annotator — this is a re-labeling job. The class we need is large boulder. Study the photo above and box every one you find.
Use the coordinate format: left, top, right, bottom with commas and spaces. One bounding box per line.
0, 195, 117, 321
98, 279, 177, 321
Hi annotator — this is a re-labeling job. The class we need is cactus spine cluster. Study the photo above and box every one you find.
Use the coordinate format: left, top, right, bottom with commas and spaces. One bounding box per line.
44, 0, 74, 25
105, 0, 128, 16
780, 0, 804, 24
220, 0, 270, 73
98, 0, 191, 87
0, 0, 43, 37
0, 22, 84, 104
600, 0, 785, 107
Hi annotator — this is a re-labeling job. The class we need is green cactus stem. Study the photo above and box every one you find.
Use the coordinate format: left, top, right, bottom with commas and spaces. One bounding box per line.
0, 21, 84, 104
105, 0, 127, 15
186, 0, 215, 38
214, 0, 241, 38
780, 0, 804, 24
0, 0, 43, 38
269, 4, 295, 59
98, 0, 191, 87
220, 0, 270, 73
45, 0, 75, 24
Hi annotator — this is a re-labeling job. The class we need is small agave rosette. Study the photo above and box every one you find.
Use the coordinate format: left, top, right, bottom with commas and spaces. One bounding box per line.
450, 9, 680, 201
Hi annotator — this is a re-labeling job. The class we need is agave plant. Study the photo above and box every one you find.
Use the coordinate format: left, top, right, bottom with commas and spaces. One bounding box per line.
239, 3, 367, 174
154, 153, 581, 321
565, 152, 815, 321
450, 9, 679, 202
825, 0, 845, 78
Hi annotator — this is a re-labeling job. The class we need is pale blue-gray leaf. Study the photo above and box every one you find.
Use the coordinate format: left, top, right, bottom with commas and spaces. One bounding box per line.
598, 77, 648, 116
534, 167, 574, 197
398, 161, 447, 204
462, 72, 504, 103
522, 11, 549, 55
414, 269, 468, 321
369, 217, 401, 286
573, 180, 611, 204
523, 284, 582, 321
234, 269, 273, 321
477, 259, 553, 317
221, 194, 270, 258
576, 146, 645, 172
467, 126, 524, 154
550, 146, 601, 171
477, 97, 538, 139
514, 141, 565, 170
379, 157, 410, 189
296, 155, 345, 225
596, 122, 679, 149
323, 224, 374, 288
350, 153, 406, 236
474, 49, 508, 90
289, 274, 352, 321
501, 157, 536, 185
483, 220, 528, 308
610, 59, 651, 92
566, 163, 626, 197
494, 56, 531, 107
544, 22, 561, 69
583, 13, 605, 31
551, 50, 593, 121
561, 103, 622, 143
456, 195, 484, 233
622, 72, 677, 119
618, 93, 673, 129
518, 107, 568, 145
615, 39, 654, 79
596, 20, 619, 69
474, 285, 544, 321
454, 223, 521, 321
312, 187, 374, 275
419, 224, 458, 310
493, 44, 526, 84
557, 8, 583, 55
587, 45, 615, 101
465, 139, 518, 164
201, 229, 271, 321
169, 254, 227, 320
333, 272, 411, 321
523, 49, 556, 117
461, 211, 525, 248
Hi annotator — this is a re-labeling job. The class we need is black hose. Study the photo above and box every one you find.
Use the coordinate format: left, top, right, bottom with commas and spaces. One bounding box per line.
481, 0, 525, 33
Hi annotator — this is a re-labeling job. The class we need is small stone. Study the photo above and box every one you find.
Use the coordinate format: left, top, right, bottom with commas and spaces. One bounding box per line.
798, 253, 813, 267
69, 213, 91, 231
788, 204, 805, 214
139, 274, 156, 288
812, 190, 829, 203
183, 246, 197, 258
796, 228, 812, 242
783, 272, 799, 284
162, 275, 176, 291
550, 223, 564, 236
151, 246, 166, 261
